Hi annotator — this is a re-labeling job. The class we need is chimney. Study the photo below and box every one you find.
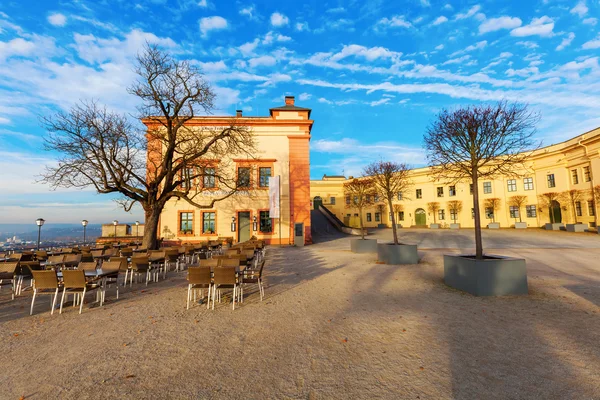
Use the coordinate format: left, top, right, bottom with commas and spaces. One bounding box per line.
236, 110, 242, 117
285, 96, 295, 106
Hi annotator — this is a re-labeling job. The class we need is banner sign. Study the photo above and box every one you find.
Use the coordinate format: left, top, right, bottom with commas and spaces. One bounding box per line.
269, 176, 280, 218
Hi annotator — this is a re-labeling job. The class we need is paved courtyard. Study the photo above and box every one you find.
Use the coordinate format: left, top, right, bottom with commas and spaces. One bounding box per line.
1, 228, 599, 399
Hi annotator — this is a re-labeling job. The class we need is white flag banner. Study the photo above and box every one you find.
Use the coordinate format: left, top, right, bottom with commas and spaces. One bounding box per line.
269, 176, 280, 218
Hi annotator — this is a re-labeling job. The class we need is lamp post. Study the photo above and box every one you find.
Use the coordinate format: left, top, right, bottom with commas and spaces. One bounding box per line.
35, 218, 45, 250
253, 215, 258, 232
113, 220, 118, 240
135, 221, 140, 238
81, 220, 88, 245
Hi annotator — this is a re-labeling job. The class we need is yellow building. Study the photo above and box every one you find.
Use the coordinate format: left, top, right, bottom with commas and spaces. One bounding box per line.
149, 96, 313, 245
311, 127, 600, 229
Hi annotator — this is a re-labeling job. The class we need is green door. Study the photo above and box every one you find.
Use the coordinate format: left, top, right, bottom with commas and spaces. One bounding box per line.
551, 200, 562, 223
313, 196, 323, 210
238, 212, 251, 243
415, 208, 426, 226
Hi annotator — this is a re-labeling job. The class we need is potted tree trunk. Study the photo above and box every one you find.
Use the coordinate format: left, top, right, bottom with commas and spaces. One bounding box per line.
424, 101, 538, 296
393, 204, 404, 229
365, 161, 418, 265
485, 198, 501, 229
538, 192, 564, 230
448, 200, 462, 229
344, 177, 378, 253
427, 202, 440, 229
508, 195, 528, 228
375, 203, 387, 228
563, 189, 587, 232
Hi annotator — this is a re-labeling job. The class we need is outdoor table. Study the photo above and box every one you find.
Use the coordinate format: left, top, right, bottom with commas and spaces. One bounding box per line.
57, 268, 117, 302
41, 261, 64, 270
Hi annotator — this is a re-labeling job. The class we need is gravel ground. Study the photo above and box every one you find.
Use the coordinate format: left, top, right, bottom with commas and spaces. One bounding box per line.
1, 229, 599, 399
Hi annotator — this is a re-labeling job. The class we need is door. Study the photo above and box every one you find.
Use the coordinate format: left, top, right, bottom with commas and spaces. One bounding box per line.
313, 196, 323, 210
551, 200, 562, 223
415, 208, 426, 226
238, 212, 251, 242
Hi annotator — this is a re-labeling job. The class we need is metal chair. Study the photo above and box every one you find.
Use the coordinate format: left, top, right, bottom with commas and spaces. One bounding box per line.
30, 270, 61, 315
187, 266, 212, 310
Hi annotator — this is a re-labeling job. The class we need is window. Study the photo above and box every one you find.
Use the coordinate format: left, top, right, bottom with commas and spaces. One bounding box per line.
438, 209, 445, 220
523, 177, 534, 191
330, 197, 336, 205
449, 186, 456, 197
572, 169, 579, 185
353, 196, 358, 205
179, 212, 193, 233
507, 179, 517, 192
354, 213, 358, 217
584, 166, 591, 182
181, 168, 195, 189
375, 213, 380, 222
366, 195, 371, 203
366, 213, 372, 222
547, 174, 555, 188
202, 212, 215, 234
259, 211, 272, 233
450, 210, 457, 221
259, 167, 271, 188
397, 192, 403, 201
509, 206, 519, 219
483, 182, 492, 194
526, 205, 536, 218
589, 201, 595, 216
374, 195, 379, 202
437, 187, 444, 197
416, 189, 422, 199
471, 208, 475, 219
237, 167, 251, 187
345, 196, 350, 205
203, 167, 216, 188
399, 211, 404, 221
469, 184, 473, 195
575, 201, 582, 217
485, 207, 494, 219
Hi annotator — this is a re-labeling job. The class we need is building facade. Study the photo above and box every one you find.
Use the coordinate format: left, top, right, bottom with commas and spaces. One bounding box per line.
311, 127, 600, 229
148, 96, 313, 245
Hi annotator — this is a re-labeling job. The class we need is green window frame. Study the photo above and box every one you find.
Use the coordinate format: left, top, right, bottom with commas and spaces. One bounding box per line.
180, 212, 193, 233
259, 211, 272, 233
202, 212, 216, 234
259, 167, 272, 188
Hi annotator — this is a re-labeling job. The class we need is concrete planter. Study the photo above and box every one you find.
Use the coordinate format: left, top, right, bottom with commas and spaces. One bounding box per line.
444, 254, 528, 296
487, 223, 500, 229
350, 239, 378, 254
377, 243, 419, 265
430, 223, 440, 229
396, 224, 403, 229
566, 223, 588, 232
514, 222, 527, 229
377, 224, 387, 229
545, 223, 564, 231
450, 223, 461, 229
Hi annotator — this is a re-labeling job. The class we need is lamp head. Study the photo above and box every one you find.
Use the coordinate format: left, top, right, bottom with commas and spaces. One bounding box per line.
36, 218, 45, 227
81, 219, 88, 227
135, 221, 140, 226
113, 220, 118, 226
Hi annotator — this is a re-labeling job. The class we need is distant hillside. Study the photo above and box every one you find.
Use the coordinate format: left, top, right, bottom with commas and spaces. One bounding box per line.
0, 224, 102, 241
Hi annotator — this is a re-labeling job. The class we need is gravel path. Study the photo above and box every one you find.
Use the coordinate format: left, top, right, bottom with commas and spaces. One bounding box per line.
1, 229, 599, 399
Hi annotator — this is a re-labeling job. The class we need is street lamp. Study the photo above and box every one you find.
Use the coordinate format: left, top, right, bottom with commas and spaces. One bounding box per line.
231, 216, 236, 232
35, 218, 45, 250
81, 220, 88, 246
113, 220, 118, 239
253, 215, 258, 231
135, 221, 140, 238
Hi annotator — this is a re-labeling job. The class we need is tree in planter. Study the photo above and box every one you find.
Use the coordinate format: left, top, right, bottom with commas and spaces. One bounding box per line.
376, 203, 386, 225
508, 195, 528, 223
447, 200, 463, 224
538, 192, 561, 223
40, 45, 256, 250
483, 198, 501, 223
343, 178, 375, 239
561, 189, 585, 223
424, 101, 538, 259
364, 161, 412, 245
427, 202, 441, 224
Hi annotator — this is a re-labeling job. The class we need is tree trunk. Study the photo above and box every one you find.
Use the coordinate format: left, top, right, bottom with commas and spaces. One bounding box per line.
571, 199, 576, 223
389, 199, 398, 245
549, 201, 554, 224
433, 212, 437, 224
472, 173, 483, 259
143, 207, 161, 250
359, 207, 365, 240
519, 206, 522, 223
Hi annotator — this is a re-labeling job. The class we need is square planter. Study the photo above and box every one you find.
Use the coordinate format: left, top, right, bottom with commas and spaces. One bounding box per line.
566, 223, 588, 232
514, 222, 527, 229
377, 224, 387, 229
350, 238, 378, 254
396, 224, 403, 229
377, 243, 419, 265
545, 223, 564, 231
487, 223, 500, 229
430, 223, 440, 229
444, 254, 528, 296
450, 223, 460, 229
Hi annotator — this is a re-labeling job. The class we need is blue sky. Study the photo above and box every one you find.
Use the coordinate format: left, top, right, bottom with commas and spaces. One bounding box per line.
0, 0, 599, 224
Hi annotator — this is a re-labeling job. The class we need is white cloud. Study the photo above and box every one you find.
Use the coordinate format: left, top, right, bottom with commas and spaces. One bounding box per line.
239, 5, 256, 19
583, 18, 597, 25
570, 2, 588, 17
510, 16, 554, 37
455, 5, 482, 20
239, 39, 259, 56
248, 55, 277, 68
330, 44, 401, 62
479, 16, 522, 34
376, 15, 412, 29
435, 44, 444, 50
420, 0, 431, 6
450, 40, 487, 57
517, 41, 539, 49
443, 4, 453, 11
556, 32, 575, 51
317, 97, 332, 104
432, 16, 448, 26
369, 98, 391, 106
326, 7, 346, 13
47, 12, 67, 27
0, 37, 37, 59
198, 0, 208, 7
270, 12, 289, 27
295, 22, 309, 31
506, 67, 539, 77
199, 16, 228, 38
298, 93, 312, 101
442, 55, 471, 65
197, 60, 227, 72
582, 35, 600, 50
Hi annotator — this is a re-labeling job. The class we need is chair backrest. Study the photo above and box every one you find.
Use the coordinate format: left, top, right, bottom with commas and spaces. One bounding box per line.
77, 262, 98, 271
226, 249, 240, 256
91, 250, 104, 258
221, 258, 240, 268
120, 248, 133, 257
104, 248, 118, 257
257, 260, 265, 277
48, 255, 65, 264
81, 252, 94, 262
199, 259, 219, 268
213, 266, 236, 285
131, 256, 149, 271
8, 253, 23, 262
165, 248, 179, 260
62, 270, 87, 289
32, 270, 59, 290
64, 254, 82, 263
35, 251, 48, 261
103, 260, 123, 272
187, 266, 212, 285
0, 262, 18, 275
148, 250, 165, 261
243, 250, 255, 259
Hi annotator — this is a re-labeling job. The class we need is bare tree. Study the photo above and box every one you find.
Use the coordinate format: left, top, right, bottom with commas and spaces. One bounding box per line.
424, 101, 539, 259
40, 44, 256, 249
561, 189, 585, 223
508, 195, 528, 223
427, 202, 441, 224
343, 178, 375, 239
376, 204, 386, 225
447, 200, 463, 224
364, 162, 412, 245
392, 203, 404, 225
538, 192, 561, 223
484, 197, 501, 223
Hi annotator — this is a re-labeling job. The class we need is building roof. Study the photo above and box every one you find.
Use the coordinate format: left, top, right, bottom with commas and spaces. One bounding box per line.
269, 104, 312, 118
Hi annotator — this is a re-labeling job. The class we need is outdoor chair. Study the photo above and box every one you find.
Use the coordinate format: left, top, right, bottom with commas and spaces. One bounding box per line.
164, 248, 180, 272
226, 249, 240, 256
34, 251, 48, 262
30, 270, 61, 315
212, 266, 239, 310
120, 248, 133, 258
220, 258, 240, 268
187, 266, 212, 310
15, 262, 38, 296
242, 260, 265, 301
199, 259, 219, 268
63, 254, 82, 269
60, 269, 103, 314
8, 253, 22, 262
90, 249, 104, 260
148, 250, 166, 279
77, 262, 98, 272
130, 256, 150, 286
0, 262, 18, 300
46, 254, 65, 269
102, 260, 123, 299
